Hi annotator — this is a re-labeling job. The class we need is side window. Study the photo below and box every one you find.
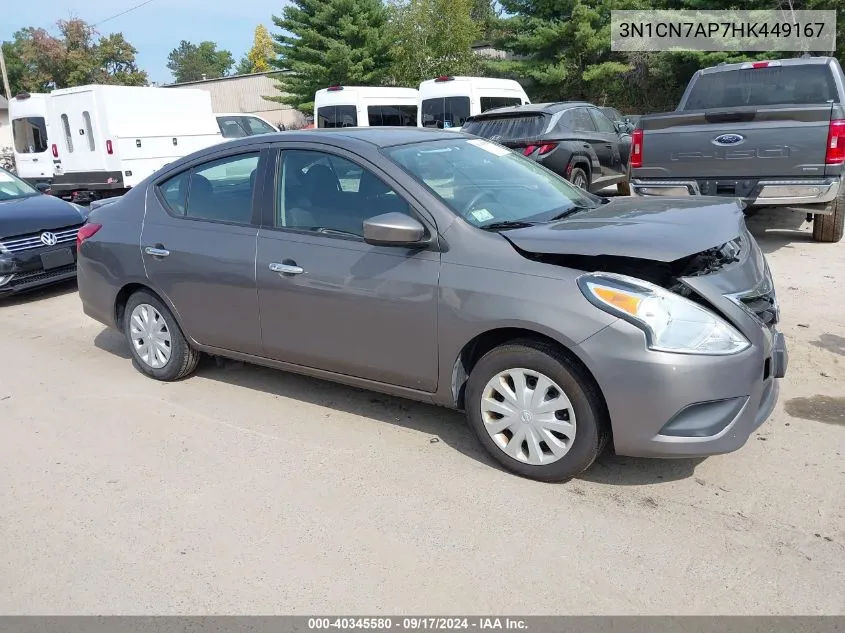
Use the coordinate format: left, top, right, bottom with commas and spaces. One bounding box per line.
590, 108, 617, 134
82, 111, 95, 151
555, 109, 576, 132
241, 116, 276, 135
218, 117, 247, 138
275, 149, 412, 237
61, 114, 74, 153
158, 171, 190, 216
159, 152, 260, 224
573, 108, 597, 132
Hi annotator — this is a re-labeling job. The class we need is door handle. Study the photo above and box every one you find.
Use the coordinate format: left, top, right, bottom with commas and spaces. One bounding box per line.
605, 144, 613, 149
144, 246, 170, 257
269, 262, 304, 275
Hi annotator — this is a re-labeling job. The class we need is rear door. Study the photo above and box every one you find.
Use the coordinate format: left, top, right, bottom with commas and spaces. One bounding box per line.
141, 148, 265, 355
587, 107, 625, 175
572, 107, 612, 184
10, 116, 51, 180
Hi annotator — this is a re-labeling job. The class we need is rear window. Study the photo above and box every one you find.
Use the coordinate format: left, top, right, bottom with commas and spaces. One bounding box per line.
462, 114, 549, 142
11, 117, 48, 154
480, 96, 523, 113
421, 97, 470, 129
367, 105, 417, 126
683, 64, 840, 110
317, 105, 358, 128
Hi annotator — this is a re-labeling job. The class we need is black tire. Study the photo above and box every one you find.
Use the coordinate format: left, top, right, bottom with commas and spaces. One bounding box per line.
813, 191, 844, 242
568, 166, 590, 191
464, 339, 609, 483
617, 179, 631, 196
123, 290, 200, 381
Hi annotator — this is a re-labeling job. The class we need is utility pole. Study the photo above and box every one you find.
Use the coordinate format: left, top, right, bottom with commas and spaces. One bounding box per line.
0, 44, 11, 100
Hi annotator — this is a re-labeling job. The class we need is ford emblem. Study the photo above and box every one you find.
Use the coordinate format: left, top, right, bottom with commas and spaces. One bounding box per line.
713, 133, 745, 146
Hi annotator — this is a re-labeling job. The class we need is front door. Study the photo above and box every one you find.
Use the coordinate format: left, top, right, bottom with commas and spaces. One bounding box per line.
141, 150, 264, 355
256, 148, 440, 392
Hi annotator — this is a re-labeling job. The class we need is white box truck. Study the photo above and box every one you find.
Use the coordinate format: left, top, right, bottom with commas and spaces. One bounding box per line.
314, 86, 419, 128
8, 93, 54, 186
47, 85, 223, 202
418, 76, 530, 130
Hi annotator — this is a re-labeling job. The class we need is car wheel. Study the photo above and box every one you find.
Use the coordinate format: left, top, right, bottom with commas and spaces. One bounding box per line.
464, 339, 609, 482
123, 290, 200, 381
568, 166, 590, 191
812, 190, 844, 242
617, 179, 631, 196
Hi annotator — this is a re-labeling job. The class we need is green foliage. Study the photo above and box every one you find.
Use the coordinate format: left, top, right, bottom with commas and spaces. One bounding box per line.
387, 0, 481, 86
1, 19, 147, 94
167, 40, 234, 83
269, 0, 393, 112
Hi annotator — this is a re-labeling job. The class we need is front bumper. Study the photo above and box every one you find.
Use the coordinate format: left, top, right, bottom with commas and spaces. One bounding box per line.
573, 236, 786, 458
630, 177, 840, 212
0, 246, 78, 296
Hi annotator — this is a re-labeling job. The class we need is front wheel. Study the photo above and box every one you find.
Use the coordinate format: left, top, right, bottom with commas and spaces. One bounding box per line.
464, 340, 609, 482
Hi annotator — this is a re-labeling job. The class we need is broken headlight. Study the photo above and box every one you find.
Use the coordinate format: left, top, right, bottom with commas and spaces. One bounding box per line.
578, 272, 750, 355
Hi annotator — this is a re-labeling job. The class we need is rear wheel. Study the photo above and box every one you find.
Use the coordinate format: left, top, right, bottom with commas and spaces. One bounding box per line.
124, 290, 200, 381
813, 190, 844, 242
464, 340, 608, 482
617, 179, 631, 196
568, 166, 590, 191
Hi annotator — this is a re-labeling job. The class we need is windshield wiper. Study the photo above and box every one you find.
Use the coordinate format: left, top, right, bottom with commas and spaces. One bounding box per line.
479, 220, 537, 231
547, 203, 598, 221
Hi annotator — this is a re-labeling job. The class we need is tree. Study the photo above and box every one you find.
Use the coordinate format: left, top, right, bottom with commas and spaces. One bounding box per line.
247, 25, 275, 73
0, 19, 147, 94
470, 0, 498, 41
167, 40, 234, 83
388, 0, 481, 86
235, 57, 254, 75
268, 0, 393, 112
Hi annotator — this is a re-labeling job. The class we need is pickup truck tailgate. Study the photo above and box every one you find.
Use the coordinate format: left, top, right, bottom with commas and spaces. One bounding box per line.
637, 105, 834, 179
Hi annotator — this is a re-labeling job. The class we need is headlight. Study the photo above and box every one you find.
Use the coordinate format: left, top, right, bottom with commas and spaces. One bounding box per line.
578, 272, 750, 355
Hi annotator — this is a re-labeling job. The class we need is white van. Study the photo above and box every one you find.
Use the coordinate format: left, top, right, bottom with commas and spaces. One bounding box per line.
47, 85, 223, 202
8, 93, 53, 185
418, 76, 530, 130
314, 86, 419, 128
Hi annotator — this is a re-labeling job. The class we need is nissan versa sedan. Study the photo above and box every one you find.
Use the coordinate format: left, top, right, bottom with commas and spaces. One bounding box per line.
1, 167, 89, 296
76, 128, 787, 482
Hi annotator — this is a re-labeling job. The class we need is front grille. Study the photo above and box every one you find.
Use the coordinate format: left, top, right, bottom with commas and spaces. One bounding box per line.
9, 264, 77, 288
0, 224, 82, 253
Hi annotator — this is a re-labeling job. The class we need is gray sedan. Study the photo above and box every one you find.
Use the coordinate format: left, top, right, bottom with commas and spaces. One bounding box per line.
77, 128, 787, 482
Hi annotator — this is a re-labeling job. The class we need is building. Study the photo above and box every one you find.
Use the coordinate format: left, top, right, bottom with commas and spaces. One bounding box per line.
163, 72, 305, 129
0, 95, 12, 151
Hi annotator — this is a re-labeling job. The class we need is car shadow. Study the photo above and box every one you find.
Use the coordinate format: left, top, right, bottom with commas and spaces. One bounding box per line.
745, 207, 813, 254
93, 327, 704, 485
0, 280, 77, 306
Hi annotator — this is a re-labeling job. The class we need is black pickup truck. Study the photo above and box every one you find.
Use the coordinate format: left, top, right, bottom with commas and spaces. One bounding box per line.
629, 57, 845, 242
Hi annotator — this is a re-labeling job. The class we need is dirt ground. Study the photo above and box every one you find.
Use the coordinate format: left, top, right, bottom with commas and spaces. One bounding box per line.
0, 206, 843, 615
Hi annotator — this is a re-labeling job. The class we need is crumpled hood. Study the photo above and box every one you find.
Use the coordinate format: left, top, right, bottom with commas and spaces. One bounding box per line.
0, 194, 87, 239
501, 196, 746, 262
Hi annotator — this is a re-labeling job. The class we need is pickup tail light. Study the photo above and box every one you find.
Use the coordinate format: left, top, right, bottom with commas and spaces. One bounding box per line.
825, 119, 845, 164
538, 143, 557, 156
106, 139, 113, 155
51, 144, 58, 158
76, 223, 102, 250
523, 145, 537, 156
630, 128, 644, 168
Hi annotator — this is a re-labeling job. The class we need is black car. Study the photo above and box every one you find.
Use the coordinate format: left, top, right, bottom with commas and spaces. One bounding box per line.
0, 167, 89, 296
462, 102, 631, 193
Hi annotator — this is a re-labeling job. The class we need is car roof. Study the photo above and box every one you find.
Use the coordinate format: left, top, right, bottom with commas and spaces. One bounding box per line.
468, 101, 594, 118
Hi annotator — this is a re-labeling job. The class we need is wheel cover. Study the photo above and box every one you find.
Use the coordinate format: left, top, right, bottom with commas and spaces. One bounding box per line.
572, 171, 587, 190
129, 303, 172, 369
480, 368, 577, 465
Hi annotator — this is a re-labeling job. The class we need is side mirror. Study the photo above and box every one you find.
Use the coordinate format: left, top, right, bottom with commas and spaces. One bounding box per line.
614, 121, 625, 133
363, 212, 427, 247
35, 182, 51, 193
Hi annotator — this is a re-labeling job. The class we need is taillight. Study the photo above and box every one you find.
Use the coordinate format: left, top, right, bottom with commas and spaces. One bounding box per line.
76, 223, 102, 249
51, 144, 58, 158
538, 143, 557, 155
630, 128, 643, 168
435, 75, 454, 82
825, 119, 845, 164
106, 140, 113, 154
523, 145, 537, 156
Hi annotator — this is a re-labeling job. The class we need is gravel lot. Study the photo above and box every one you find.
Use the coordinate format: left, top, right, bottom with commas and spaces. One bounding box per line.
1, 206, 843, 615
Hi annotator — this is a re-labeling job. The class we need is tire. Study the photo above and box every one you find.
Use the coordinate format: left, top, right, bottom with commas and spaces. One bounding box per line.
123, 290, 200, 381
812, 191, 844, 242
568, 166, 590, 191
617, 179, 631, 196
464, 339, 609, 483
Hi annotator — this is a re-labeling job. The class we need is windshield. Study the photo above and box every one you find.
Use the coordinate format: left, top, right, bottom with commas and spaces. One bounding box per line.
385, 138, 597, 227
684, 65, 839, 109
0, 168, 39, 201
12, 117, 48, 154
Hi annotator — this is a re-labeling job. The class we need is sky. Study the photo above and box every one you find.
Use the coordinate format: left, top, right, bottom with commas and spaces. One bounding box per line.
1, 0, 285, 84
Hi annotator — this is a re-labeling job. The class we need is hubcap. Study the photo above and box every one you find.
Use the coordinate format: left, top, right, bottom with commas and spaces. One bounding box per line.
480, 368, 577, 466
572, 172, 587, 190
129, 303, 172, 369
